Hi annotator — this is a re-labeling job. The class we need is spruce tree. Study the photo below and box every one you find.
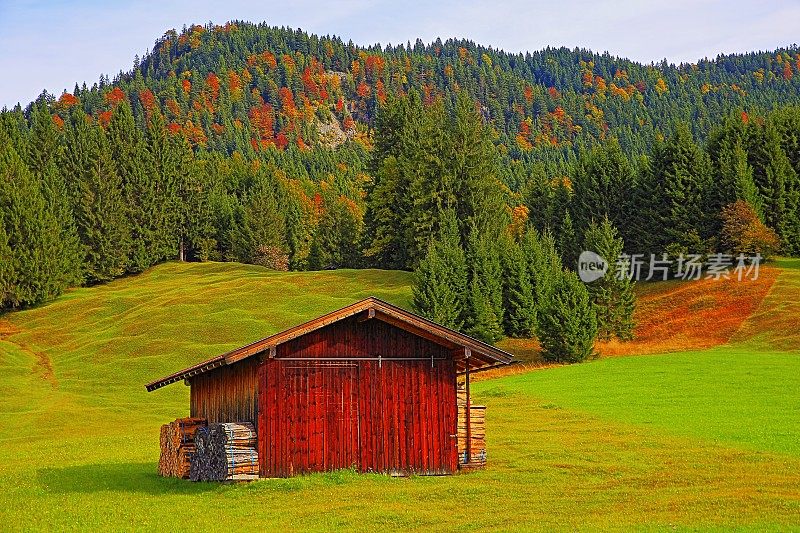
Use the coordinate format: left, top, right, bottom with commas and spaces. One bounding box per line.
500, 233, 536, 337
537, 270, 598, 363
411, 208, 467, 329
309, 195, 364, 269
108, 99, 154, 271
745, 121, 800, 254
583, 217, 636, 341
520, 227, 562, 323
571, 137, 636, 239
231, 172, 288, 268
635, 124, 712, 256
63, 110, 131, 282
27, 102, 84, 289
0, 126, 64, 307
145, 112, 182, 263
465, 224, 504, 343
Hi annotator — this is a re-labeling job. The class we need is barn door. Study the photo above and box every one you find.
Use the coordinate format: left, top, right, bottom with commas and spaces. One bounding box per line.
259, 359, 359, 477
358, 357, 457, 475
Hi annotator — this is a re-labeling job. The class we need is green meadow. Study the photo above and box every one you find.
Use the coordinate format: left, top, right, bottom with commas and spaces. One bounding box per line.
0, 261, 798, 531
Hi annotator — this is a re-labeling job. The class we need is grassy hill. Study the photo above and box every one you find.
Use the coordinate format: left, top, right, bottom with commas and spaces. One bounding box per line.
0, 261, 799, 530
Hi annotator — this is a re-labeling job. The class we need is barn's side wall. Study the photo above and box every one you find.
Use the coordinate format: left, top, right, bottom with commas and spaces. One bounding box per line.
190, 357, 259, 427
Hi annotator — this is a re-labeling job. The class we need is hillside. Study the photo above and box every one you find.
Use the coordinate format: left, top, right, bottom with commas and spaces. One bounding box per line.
39, 22, 800, 169
0, 262, 799, 529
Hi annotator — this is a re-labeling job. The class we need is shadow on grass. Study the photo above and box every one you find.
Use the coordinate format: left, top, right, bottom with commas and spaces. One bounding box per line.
37, 462, 219, 495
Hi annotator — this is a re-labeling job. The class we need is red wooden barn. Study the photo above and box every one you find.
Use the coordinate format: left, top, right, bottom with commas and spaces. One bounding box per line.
146, 297, 513, 477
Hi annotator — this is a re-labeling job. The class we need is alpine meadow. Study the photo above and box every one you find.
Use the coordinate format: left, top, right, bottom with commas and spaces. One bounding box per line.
1, 7, 799, 532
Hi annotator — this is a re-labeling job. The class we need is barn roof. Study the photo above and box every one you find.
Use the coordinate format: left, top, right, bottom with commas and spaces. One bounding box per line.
145, 297, 513, 392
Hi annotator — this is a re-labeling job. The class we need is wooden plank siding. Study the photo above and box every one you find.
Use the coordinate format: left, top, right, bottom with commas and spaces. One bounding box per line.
190, 357, 259, 427
258, 316, 458, 477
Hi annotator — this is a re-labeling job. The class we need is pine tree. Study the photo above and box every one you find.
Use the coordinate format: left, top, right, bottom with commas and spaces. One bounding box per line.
63, 110, 131, 282
500, 233, 536, 337
571, 137, 635, 238
108, 99, 154, 271
520, 227, 562, 323
583, 217, 636, 340
465, 224, 504, 343
537, 269, 598, 363
0, 125, 65, 307
411, 208, 467, 329
26, 102, 84, 289
145, 112, 182, 263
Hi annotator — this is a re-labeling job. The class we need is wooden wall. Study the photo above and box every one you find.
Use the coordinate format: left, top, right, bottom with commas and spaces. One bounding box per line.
259, 316, 458, 477
189, 357, 259, 426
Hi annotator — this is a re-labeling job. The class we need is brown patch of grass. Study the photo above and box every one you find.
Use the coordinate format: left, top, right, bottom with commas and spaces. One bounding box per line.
496, 267, 778, 363
598, 266, 778, 356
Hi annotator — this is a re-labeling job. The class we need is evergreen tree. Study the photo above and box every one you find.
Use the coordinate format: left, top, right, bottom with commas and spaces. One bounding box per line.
108, 99, 155, 271
63, 110, 131, 282
27, 102, 84, 289
465, 224, 504, 343
537, 269, 597, 363
583, 218, 636, 340
634, 124, 712, 255
0, 125, 66, 307
571, 137, 636, 239
230, 172, 288, 268
500, 233, 536, 337
520, 227, 562, 323
411, 208, 467, 329
746, 120, 800, 254
144, 112, 182, 263
309, 195, 363, 269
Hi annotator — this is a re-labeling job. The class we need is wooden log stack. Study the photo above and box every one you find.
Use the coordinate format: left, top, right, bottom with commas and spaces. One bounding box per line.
158, 417, 207, 478
457, 386, 487, 470
190, 422, 259, 481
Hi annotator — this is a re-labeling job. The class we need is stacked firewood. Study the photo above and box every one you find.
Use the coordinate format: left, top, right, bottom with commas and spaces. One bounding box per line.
158, 417, 207, 478
190, 422, 259, 481
457, 385, 487, 469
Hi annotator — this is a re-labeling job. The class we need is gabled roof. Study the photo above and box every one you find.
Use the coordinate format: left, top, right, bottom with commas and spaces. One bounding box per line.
145, 297, 513, 392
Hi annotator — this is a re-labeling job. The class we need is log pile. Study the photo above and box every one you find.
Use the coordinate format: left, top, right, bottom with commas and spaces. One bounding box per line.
158, 417, 207, 478
457, 385, 487, 470
190, 422, 259, 481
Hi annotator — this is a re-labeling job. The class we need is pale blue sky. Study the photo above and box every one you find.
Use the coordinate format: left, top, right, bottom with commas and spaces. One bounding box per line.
1, 0, 798, 108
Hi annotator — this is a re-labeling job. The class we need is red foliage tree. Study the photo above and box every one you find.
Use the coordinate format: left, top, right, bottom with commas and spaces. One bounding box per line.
356, 82, 370, 98
275, 131, 289, 150
279, 87, 295, 115
206, 72, 220, 100
139, 89, 156, 114
57, 92, 79, 109
105, 87, 126, 106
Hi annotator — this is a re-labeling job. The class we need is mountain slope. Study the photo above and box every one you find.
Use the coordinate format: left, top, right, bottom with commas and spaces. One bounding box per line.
43, 21, 800, 180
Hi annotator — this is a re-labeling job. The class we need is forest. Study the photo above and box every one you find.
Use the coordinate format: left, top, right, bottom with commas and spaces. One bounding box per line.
2, 21, 800, 353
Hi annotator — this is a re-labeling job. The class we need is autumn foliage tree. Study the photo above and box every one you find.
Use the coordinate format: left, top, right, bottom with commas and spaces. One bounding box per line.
720, 200, 781, 258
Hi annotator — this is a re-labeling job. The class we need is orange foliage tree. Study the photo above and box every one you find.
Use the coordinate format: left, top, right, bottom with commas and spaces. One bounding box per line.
720, 200, 780, 258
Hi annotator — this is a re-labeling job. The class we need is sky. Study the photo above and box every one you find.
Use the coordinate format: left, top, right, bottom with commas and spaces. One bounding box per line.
0, 0, 798, 108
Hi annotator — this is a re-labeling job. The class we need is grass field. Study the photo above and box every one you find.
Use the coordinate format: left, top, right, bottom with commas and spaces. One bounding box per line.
0, 261, 798, 531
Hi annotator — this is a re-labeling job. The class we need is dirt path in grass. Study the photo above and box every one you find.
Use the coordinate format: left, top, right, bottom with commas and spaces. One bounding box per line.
0, 320, 58, 388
